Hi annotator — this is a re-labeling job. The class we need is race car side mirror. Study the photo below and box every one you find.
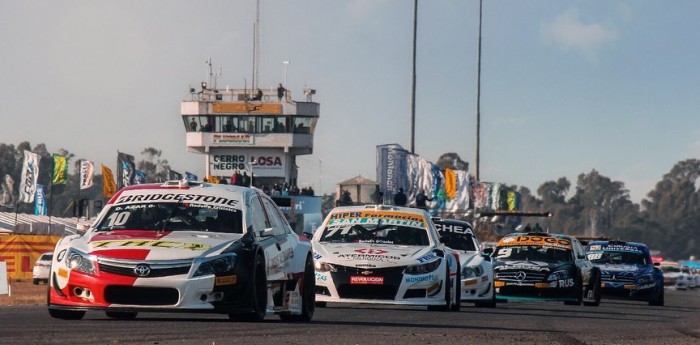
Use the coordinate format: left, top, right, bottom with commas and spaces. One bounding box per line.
260, 228, 275, 238
482, 254, 491, 262
483, 247, 494, 256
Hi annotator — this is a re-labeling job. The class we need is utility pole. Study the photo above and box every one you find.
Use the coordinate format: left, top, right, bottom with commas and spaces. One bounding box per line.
409, 0, 418, 154
475, 0, 483, 181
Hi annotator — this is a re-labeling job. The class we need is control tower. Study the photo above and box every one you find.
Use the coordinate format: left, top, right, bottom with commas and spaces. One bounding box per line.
181, 83, 319, 188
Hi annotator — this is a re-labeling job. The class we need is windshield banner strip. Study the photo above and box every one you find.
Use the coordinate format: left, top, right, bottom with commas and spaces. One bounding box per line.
498, 235, 573, 250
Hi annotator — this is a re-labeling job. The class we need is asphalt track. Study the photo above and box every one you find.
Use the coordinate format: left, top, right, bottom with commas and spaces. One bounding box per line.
0, 288, 698, 345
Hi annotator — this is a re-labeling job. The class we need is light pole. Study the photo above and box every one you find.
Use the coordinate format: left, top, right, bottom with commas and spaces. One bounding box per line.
283, 60, 290, 85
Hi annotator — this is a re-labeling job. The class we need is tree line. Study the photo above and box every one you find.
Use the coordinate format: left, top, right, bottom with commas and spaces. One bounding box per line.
1, 142, 697, 260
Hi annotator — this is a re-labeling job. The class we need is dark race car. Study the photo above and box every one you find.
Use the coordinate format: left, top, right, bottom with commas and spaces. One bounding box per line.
492, 232, 601, 306
586, 240, 664, 306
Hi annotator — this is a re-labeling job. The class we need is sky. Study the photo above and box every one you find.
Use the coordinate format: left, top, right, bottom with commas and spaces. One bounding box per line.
1, 0, 699, 204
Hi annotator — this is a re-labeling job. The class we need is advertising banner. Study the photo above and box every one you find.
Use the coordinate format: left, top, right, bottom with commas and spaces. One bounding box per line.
80, 160, 95, 190
0, 235, 61, 279
209, 148, 286, 177
34, 184, 47, 216
18, 151, 40, 203
376, 144, 408, 205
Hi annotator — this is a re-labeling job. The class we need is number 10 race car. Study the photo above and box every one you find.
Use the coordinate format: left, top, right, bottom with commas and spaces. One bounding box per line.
47, 181, 315, 321
312, 205, 461, 311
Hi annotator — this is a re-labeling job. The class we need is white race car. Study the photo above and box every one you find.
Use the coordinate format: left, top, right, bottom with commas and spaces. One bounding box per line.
432, 218, 496, 307
48, 180, 315, 321
312, 205, 461, 311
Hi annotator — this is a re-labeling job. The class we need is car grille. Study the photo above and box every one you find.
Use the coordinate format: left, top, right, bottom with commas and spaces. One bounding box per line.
332, 265, 406, 300
98, 258, 192, 278
104, 286, 179, 305
601, 272, 635, 283
495, 271, 547, 282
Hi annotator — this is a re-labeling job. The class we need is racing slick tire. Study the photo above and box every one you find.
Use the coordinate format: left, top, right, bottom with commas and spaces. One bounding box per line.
564, 272, 583, 306
105, 311, 138, 319
48, 308, 86, 320
229, 253, 267, 322
583, 269, 601, 307
474, 284, 497, 308
280, 254, 315, 322
649, 286, 664, 306
449, 263, 461, 312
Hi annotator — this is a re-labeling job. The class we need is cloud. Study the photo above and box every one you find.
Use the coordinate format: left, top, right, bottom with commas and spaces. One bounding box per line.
540, 8, 619, 63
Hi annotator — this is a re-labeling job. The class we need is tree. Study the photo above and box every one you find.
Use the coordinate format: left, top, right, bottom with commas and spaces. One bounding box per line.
571, 170, 630, 237
137, 147, 171, 183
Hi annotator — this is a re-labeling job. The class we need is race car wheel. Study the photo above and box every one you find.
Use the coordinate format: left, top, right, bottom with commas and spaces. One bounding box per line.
48, 308, 86, 320
229, 254, 267, 322
649, 286, 664, 306
105, 311, 138, 319
280, 254, 315, 322
564, 272, 583, 306
449, 263, 461, 312
583, 269, 601, 307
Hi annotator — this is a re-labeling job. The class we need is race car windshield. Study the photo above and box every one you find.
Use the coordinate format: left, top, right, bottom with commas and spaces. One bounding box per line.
319, 223, 430, 246
494, 245, 573, 263
441, 233, 478, 251
587, 251, 648, 265
95, 202, 243, 234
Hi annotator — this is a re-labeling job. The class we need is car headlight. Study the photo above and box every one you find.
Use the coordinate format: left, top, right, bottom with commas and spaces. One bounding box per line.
635, 274, 654, 285
193, 254, 236, 277
66, 248, 96, 275
314, 261, 336, 272
462, 264, 484, 278
547, 270, 570, 281
405, 259, 442, 275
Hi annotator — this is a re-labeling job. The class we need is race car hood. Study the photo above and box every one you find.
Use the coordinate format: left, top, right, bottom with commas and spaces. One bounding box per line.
458, 251, 485, 267
78, 229, 243, 260
596, 263, 649, 274
314, 242, 435, 267
493, 260, 573, 273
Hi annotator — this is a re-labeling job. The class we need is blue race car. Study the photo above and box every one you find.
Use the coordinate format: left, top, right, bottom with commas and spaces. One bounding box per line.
586, 240, 664, 306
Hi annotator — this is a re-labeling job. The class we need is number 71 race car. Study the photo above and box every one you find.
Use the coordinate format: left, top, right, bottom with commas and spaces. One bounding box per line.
312, 205, 461, 311
48, 181, 315, 321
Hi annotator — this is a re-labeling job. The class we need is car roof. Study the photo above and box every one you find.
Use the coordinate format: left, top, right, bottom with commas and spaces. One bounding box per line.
107, 180, 261, 205
327, 204, 428, 216
431, 217, 473, 227
587, 240, 649, 252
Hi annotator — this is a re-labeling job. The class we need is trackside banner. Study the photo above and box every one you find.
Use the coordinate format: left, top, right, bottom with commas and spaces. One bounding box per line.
18, 150, 40, 203
0, 235, 61, 279
376, 144, 408, 205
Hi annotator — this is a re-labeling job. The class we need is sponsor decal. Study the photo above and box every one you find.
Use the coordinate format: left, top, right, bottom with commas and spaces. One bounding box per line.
355, 248, 388, 255
589, 245, 602, 251
350, 276, 384, 285
313, 252, 322, 260
494, 261, 550, 272
551, 278, 575, 288
497, 235, 572, 250
216, 275, 237, 286
327, 211, 426, 228
636, 283, 656, 290
115, 193, 239, 208
337, 254, 402, 262
434, 223, 474, 236
92, 239, 211, 251
405, 274, 438, 283
601, 244, 643, 253
315, 272, 328, 282
417, 253, 437, 264
355, 264, 377, 268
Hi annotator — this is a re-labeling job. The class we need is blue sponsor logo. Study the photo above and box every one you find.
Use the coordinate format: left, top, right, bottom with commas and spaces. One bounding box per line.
405, 274, 438, 283
313, 252, 322, 260
417, 253, 437, 264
